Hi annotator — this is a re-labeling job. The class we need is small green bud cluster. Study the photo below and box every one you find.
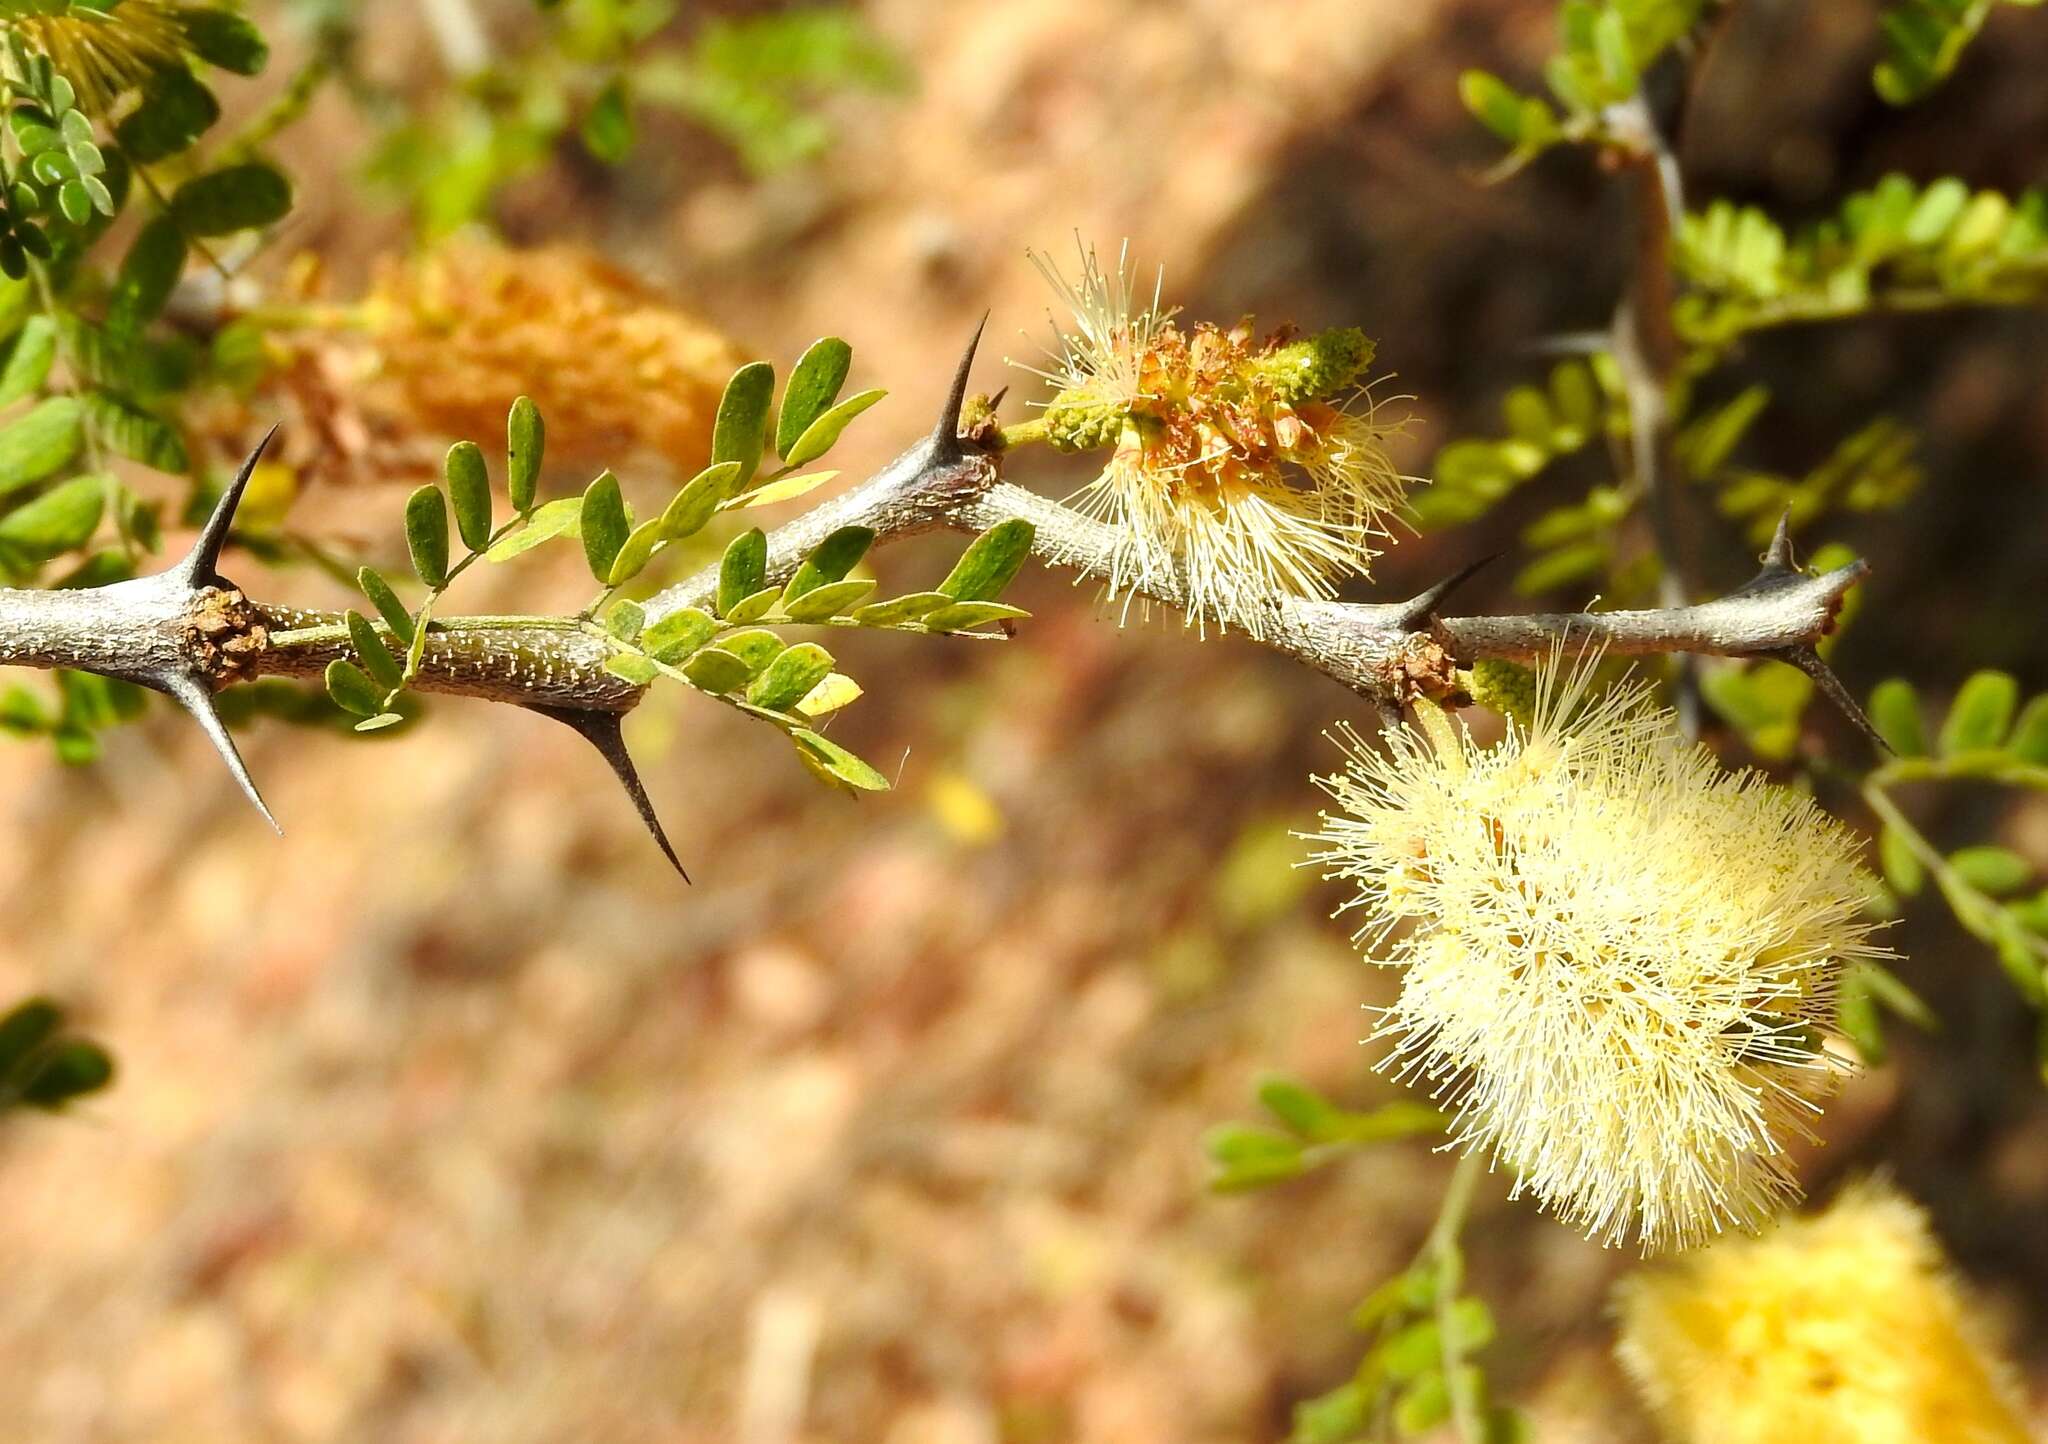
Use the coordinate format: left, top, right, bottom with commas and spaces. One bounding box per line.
1253, 326, 1375, 404
1045, 388, 1129, 452
1465, 657, 1537, 728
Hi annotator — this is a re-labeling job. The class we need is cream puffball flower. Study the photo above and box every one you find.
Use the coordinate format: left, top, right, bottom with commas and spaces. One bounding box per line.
1310, 661, 1888, 1251
1023, 241, 1410, 639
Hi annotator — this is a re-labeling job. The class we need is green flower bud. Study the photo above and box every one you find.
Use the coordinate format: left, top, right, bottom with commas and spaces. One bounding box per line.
1045, 388, 1129, 452
1254, 327, 1376, 404
1465, 657, 1538, 728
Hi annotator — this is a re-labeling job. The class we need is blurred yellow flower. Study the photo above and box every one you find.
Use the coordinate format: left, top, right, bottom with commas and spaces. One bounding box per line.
365, 240, 745, 477
1310, 658, 1886, 1252
1614, 1178, 2033, 1444
1026, 242, 1409, 639
5, 2, 190, 112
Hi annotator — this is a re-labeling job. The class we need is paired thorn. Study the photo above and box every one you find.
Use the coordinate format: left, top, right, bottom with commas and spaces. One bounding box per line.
929, 312, 989, 459
1775, 646, 1891, 756
531, 705, 689, 881
178, 424, 277, 589
1397, 554, 1499, 631
156, 670, 281, 833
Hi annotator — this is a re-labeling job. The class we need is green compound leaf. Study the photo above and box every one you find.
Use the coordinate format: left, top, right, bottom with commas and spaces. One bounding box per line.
0, 474, 103, 564
718, 628, 785, 675
783, 524, 874, 603
681, 645, 752, 694
114, 66, 219, 163
850, 590, 952, 627
324, 658, 383, 717
782, 387, 885, 468
1939, 670, 2018, 755
1203, 1122, 1305, 1191
937, 518, 1034, 601
606, 518, 665, 587
748, 641, 836, 711
783, 577, 875, 621
711, 361, 775, 485
108, 215, 187, 335
506, 395, 544, 513
659, 459, 744, 540
171, 162, 292, 236
0, 397, 83, 496
642, 606, 717, 662
178, 7, 271, 74
735, 469, 837, 508
920, 600, 1027, 632
345, 609, 402, 691
0, 996, 60, 1077
604, 599, 646, 644
1949, 845, 2033, 897
796, 672, 861, 717
1873, 0, 2032, 104
2009, 695, 2048, 765
717, 527, 767, 615
86, 392, 186, 473
774, 336, 852, 458
722, 585, 781, 625
580, 76, 634, 163
444, 441, 493, 551
404, 484, 450, 588
1870, 678, 1928, 756
579, 469, 629, 583
17, 1038, 114, 1109
1879, 823, 1925, 896
792, 727, 889, 792
0, 315, 57, 407
603, 652, 659, 686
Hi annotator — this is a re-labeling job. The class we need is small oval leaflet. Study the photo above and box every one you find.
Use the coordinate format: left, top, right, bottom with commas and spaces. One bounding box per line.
445, 441, 493, 551
783, 524, 874, 602
783, 388, 886, 468
784, 578, 875, 622
711, 361, 776, 485
775, 337, 852, 458
506, 396, 544, 513
579, 470, 630, 583
344, 610, 402, 691
642, 606, 717, 663
936, 519, 1034, 601
404, 484, 450, 588
324, 658, 383, 717
356, 566, 415, 645
717, 528, 768, 616
749, 642, 836, 711
723, 586, 781, 626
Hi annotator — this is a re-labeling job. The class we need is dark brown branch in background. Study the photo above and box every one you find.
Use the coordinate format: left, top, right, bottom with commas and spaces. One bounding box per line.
0, 324, 1872, 862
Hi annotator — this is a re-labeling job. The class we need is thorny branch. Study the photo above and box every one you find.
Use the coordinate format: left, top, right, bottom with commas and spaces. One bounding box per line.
0, 322, 1872, 865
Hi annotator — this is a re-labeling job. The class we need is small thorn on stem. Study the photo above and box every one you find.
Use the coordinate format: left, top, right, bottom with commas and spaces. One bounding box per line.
179, 424, 280, 588
532, 705, 689, 881
158, 670, 281, 832
930, 313, 990, 459
1777, 646, 1891, 756
1398, 554, 1499, 631
1761, 510, 1797, 575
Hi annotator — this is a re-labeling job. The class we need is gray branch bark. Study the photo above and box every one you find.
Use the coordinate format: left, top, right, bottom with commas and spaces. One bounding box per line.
0, 326, 1872, 839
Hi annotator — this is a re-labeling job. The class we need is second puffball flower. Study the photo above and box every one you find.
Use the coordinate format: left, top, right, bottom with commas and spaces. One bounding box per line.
1025, 243, 1409, 639
1310, 665, 1887, 1252
1614, 1179, 2033, 1444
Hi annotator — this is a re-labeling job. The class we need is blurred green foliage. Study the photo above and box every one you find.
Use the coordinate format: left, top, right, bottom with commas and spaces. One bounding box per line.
366, 0, 911, 237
